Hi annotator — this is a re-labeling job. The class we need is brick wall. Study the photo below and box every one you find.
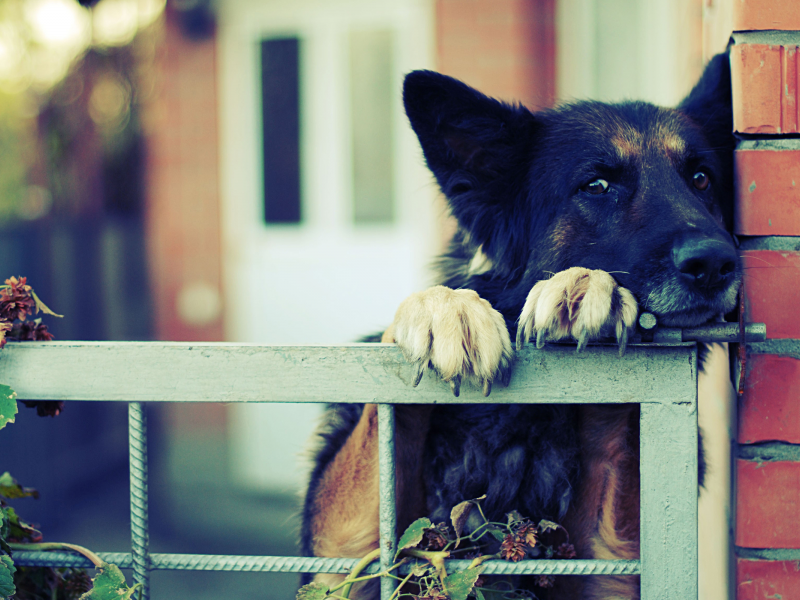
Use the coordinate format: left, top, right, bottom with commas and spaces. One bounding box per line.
436, 0, 555, 109
731, 1, 800, 597
434, 0, 555, 243
143, 7, 224, 344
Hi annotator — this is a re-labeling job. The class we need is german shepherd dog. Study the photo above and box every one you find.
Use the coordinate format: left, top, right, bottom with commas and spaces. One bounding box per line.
301, 52, 739, 600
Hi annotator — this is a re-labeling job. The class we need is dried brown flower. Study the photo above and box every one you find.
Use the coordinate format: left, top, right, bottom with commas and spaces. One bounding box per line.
63, 570, 93, 598
422, 522, 450, 550
514, 521, 538, 548
10, 320, 54, 342
22, 400, 65, 418
555, 542, 576, 559
500, 534, 527, 562
0, 320, 11, 349
535, 575, 555, 588
0, 276, 36, 322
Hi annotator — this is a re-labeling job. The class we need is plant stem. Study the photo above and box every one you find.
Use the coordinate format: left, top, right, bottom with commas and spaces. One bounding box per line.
336, 548, 381, 599
9, 542, 104, 568
468, 522, 491, 541
401, 549, 449, 561
467, 553, 497, 570
388, 571, 414, 600
475, 503, 489, 525
403, 549, 449, 580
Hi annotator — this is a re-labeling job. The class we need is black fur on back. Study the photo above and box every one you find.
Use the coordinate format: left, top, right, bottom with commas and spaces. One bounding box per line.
425, 404, 579, 525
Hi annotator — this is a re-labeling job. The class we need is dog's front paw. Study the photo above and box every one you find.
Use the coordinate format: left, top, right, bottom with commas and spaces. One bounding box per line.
385, 286, 513, 396
516, 267, 638, 355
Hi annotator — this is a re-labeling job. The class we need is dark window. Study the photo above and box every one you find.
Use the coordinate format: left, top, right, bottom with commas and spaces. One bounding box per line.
261, 38, 301, 224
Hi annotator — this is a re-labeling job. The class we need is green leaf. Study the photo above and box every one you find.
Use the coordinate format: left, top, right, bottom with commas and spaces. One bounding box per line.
487, 527, 506, 542
474, 588, 485, 600
0, 555, 15, 600
0, 473, 39, 500
31, 291, 63, 318
411, 562, 432, 577
450, 495, 484, 545
3, 506, 41, 543
0, 386, 17, 432
443, 566, 484, 600
537, 519, 560, 534
79, 562, 141, 600
395, 517, 432, 559
506, 511, 524, 527
0, 508, 10, 556
296, 582, 329, 600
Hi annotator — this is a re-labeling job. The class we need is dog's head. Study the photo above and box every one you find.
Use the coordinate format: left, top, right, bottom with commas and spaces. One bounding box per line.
404, 53, 740, 327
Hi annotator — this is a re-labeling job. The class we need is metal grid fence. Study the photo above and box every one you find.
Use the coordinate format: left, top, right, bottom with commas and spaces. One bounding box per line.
0, 327, 763, 599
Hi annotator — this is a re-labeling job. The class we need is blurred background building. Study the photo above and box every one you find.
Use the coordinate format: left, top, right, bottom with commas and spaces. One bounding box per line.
0, 0, 735, 598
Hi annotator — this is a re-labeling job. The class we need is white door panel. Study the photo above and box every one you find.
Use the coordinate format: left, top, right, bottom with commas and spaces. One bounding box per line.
218, 0, 435, 493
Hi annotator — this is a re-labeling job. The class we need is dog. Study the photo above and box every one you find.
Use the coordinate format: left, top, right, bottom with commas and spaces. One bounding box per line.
300, 52, 740, 600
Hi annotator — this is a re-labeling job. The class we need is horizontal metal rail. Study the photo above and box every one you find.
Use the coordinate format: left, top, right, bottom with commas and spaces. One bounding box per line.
10, 552, 640, 576
0, 341, 696, 404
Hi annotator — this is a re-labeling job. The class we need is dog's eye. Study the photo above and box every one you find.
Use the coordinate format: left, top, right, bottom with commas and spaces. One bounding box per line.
582, 178, 609, 195
692, 171, 710, 191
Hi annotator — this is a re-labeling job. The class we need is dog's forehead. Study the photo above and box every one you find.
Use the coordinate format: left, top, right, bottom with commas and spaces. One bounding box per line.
552, 101, 694, 163
609, 111, 688, 162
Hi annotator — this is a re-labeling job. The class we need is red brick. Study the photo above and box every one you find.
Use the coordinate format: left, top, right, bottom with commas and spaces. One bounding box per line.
144, 10, 224, 342
733, 0, 800, 32
436, 0, 555, 109
731, 44, 800, 134
735, 148, 800, 235
736, 459, 800, 548
741, 250, 800, 339
740, 354, 800, 444
737, 558, 800, 600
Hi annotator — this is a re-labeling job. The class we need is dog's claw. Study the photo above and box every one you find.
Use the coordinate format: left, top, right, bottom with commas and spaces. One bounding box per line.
617, 327, 629, 357
515, 327, 528, 351
412, 363, 425, 387
536, 329, 546, 349
483, 379, 492, 397
576, 330, 589, 353
450, 375, 461, 397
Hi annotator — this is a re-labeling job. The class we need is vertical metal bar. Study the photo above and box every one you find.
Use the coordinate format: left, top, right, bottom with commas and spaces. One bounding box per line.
378, 404, 397, 600
639, 347, 698, 599
129, 402, 151, 600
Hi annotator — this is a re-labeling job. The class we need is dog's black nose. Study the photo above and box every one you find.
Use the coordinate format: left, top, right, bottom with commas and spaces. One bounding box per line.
672, 233, 737, 290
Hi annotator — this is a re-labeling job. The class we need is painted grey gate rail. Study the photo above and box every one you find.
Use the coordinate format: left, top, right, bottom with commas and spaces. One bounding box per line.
0, 327, 763, 599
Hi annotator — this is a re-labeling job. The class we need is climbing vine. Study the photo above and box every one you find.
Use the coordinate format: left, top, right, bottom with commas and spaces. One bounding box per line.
0, 276, 140, 600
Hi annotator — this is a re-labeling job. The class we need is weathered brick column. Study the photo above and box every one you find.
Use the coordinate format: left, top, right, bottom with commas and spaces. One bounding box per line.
731, 1, 800, 597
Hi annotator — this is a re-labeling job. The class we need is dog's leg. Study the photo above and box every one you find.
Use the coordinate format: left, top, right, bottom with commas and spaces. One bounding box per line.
308, 286, 512, 598
517, 269, 640, 599
560, 405, 641, 600
309, 401, 432, 598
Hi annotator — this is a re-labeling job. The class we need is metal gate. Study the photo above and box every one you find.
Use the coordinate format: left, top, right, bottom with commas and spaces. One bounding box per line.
0, 324, 764, 599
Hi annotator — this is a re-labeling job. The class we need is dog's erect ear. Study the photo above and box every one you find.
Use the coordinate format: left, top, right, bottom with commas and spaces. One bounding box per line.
677, 52, 736, 224
678, 51, 734, 150
403, 71, 538, 261
677, 52, 735, 225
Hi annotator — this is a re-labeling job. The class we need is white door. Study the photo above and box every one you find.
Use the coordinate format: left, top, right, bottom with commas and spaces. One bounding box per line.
217, 0, 436, 493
